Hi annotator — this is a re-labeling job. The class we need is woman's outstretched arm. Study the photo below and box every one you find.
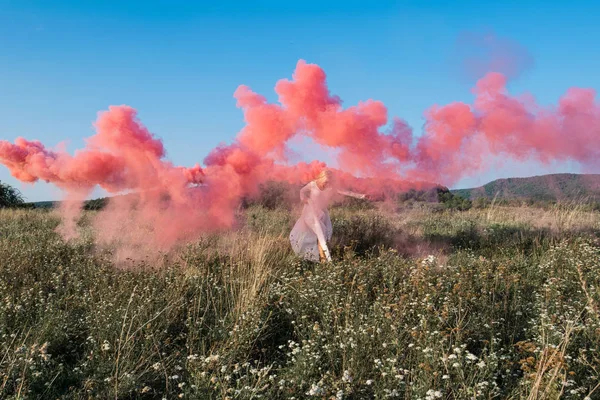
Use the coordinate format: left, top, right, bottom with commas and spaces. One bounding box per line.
337, 189, 366, 199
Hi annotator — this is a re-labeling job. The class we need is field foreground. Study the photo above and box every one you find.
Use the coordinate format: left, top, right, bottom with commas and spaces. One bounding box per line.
1, 205, 600, 399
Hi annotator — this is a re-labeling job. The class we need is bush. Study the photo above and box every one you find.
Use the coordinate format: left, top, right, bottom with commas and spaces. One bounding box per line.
439, 191, 472, 211
242, 181, 298, 210
84, 198, 107, 210
0, 181, 24, 208
330, 211, 394, 256
473, 197, 491, 209
397, 186, 446, 204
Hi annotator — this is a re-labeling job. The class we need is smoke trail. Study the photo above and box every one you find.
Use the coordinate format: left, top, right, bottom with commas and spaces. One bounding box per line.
1, 55, 599, 261
454, 30, 534, 82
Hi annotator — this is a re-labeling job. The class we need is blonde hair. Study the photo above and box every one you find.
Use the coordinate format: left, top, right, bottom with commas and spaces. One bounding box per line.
317, 169, 333, 180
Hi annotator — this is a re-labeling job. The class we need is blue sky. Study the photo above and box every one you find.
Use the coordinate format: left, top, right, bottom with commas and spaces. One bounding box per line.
1, 0, 600, 201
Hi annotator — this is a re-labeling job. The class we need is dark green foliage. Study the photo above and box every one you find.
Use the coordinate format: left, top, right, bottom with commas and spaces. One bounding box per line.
438, 190, 472, 211
473, 197, 491, 209
83, 197, 107, 210
397, 186, 447, 203
0, 181, 25, 208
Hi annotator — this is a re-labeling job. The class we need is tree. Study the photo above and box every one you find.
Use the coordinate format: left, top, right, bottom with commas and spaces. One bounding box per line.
438, 191, 472, 211
0, 181, 25, 208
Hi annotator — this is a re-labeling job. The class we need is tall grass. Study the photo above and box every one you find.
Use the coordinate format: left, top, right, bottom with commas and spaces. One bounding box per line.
0, 205, 599, 399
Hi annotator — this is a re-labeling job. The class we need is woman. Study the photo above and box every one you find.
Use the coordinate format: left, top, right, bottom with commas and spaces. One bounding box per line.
289, 170, 366, 262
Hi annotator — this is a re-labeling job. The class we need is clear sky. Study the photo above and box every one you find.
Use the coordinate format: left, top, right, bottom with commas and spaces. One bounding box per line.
1, 0, 600, 201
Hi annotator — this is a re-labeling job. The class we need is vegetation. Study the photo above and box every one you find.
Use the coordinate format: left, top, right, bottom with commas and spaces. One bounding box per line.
0, 181, 25, 208
1, 201, 600, 399
453, 173, 600, 203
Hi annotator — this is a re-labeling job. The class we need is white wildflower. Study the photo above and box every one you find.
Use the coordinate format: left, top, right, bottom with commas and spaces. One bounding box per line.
342, 370, 352, 383
306, 383, 324, 396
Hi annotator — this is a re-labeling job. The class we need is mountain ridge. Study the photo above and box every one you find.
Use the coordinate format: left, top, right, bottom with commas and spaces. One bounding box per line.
451, 173, 600, 202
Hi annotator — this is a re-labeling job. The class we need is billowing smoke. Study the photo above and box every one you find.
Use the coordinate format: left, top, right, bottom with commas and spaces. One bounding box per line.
1, 54, 599, 261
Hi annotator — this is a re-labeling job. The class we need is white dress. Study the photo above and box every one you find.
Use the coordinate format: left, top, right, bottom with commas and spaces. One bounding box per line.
289, 181, 334, 262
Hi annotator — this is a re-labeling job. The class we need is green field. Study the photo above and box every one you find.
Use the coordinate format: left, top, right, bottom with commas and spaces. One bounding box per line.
1, 204, 599, 399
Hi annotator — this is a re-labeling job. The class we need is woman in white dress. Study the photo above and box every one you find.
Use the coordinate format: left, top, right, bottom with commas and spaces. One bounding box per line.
289, 170, 366, 262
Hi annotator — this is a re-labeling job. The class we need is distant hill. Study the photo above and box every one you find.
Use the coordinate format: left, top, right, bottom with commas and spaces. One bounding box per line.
452, 173, 600, 202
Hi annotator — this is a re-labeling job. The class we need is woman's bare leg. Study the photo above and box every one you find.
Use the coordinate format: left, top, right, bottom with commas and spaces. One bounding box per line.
318, 242, 326, 262
310, 213, 332, 262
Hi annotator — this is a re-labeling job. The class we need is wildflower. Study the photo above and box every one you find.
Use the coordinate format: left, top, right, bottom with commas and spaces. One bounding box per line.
477, 360, 486, 368
426, 389, 443, 399
466, 352, 478, 361
204, 354, 220, 363
306, 383, 324, 396
141, 386, 151, 393
342, 370, 352, 383
366, 380, 373, 385
178, 382, 186, 388
39, 342, 49, 355
442, 375, 449, 379
152, 362, 161, 370
101, 341, 110, 351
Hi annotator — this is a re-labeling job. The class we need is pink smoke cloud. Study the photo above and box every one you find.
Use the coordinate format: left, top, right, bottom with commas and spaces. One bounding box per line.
1, 55, 599, 262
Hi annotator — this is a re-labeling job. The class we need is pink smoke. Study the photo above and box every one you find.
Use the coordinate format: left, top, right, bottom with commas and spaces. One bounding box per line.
454, 30, 534, 82
1, 57, 600, 261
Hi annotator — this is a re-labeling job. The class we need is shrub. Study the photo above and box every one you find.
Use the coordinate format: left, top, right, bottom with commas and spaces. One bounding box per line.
439, 191, 472, 211
330, 211, 394, 256
0, 181, 24, 208
242, 181, 298, 210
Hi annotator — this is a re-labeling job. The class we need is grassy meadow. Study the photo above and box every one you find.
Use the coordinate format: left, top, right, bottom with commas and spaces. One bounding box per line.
1, 202, 600, 399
